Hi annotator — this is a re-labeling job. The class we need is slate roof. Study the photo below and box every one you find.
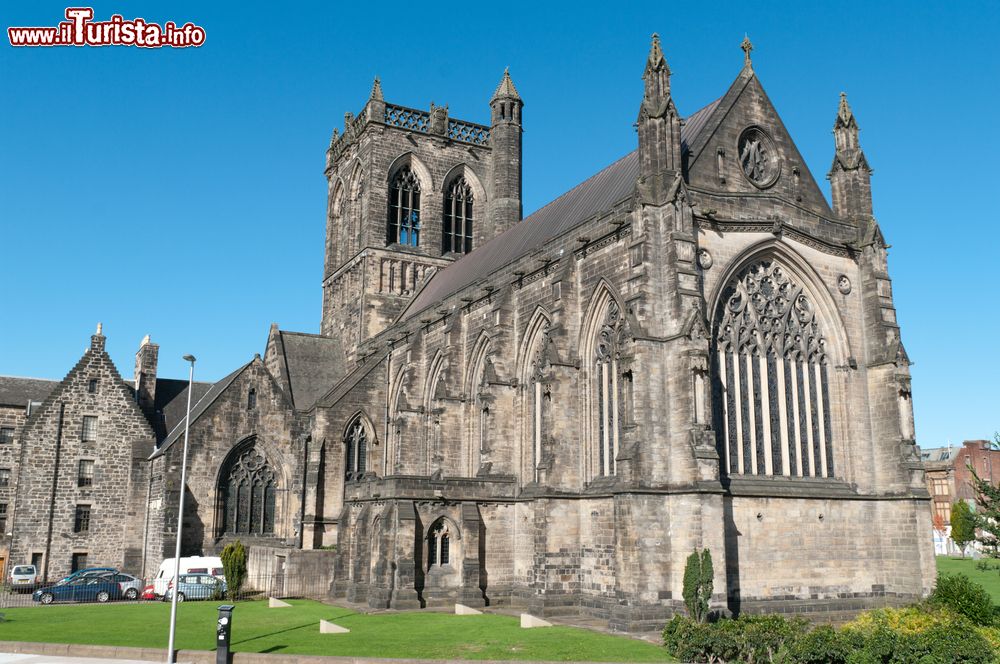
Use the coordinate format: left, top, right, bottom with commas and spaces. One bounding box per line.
0, 376, 58, 408
150, 361, 251, 458
402, 98, 720, 320
314, 351, 386, 410
274, 331, 346, 410
920, 446, 960, 463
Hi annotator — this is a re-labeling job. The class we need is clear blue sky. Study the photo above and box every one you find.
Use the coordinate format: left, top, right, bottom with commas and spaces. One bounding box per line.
1, 1, 997, 446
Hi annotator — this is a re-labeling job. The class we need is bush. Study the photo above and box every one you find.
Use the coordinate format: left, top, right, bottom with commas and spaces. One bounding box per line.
775, 625, 849, 664
683, 548, 714, 623
928, 572, 995, 625
663, 614, 808, 663
220, 539, 248, 601
843, 607, 994, 664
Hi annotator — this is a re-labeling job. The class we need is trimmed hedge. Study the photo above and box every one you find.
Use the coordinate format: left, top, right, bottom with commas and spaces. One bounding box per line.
663, 606, 996, 664
928, 572, 996, 625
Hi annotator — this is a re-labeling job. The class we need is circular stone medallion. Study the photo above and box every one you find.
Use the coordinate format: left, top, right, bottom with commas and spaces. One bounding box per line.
737, 126, 780, 188
837, 274, 852, 295
697, 249, 713, 270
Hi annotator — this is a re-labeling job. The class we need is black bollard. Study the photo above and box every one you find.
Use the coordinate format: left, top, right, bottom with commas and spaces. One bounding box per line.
216, 604, 235, 664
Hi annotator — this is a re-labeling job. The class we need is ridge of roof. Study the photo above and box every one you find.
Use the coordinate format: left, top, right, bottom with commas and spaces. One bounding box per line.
150, 360, 252, 458
400, 97, 721, 321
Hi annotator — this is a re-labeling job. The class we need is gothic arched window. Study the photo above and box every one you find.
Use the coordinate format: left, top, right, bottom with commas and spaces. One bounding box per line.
712, 260, 835, 478
528, 326, 550, 482
442, 177, 473, 254
594, 301, 627, 477
387, 167, 421, 247
218, 442, 277, 536
427, 519, 452, 568
344, 418, 368, 479
247, 388, 256, 411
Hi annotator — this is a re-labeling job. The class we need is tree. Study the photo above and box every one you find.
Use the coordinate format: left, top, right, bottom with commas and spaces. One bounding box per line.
682, 548, 714, 623
950, 499, 975, 558
969, 433, 1000, 558
220, 539, 248, 601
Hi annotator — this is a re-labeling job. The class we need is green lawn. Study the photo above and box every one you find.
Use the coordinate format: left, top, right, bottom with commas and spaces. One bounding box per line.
937, 555, 1000, 604
0, 599, 672, 661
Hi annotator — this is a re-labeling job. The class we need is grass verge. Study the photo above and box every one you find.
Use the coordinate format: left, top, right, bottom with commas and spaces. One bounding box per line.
937, 555, 1000, 604
0, 599, 672, 661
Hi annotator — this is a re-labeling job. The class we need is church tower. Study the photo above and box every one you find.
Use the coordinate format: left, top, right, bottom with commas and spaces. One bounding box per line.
320, 74, 525, 355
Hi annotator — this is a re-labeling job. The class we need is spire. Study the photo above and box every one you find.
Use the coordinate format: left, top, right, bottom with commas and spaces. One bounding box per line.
491, 67, 520, 101
834, 91, 861, 153
642, 33, 671, 101
828, 92, 872, 219
96, 322, 103, 335
740, 34, 753, 69
370, 76, 383, 101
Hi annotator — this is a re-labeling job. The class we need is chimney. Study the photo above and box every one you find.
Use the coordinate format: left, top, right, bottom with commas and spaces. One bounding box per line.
135, 334, 159, 412
90, 322, 106, 352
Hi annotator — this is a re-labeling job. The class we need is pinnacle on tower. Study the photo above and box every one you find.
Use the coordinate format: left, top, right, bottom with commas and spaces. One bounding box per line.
643, 33, 671, 101
491, 67, 520, 101
828, 91, 872, 219
370, 76, 383, 101
834, 92, 862, 154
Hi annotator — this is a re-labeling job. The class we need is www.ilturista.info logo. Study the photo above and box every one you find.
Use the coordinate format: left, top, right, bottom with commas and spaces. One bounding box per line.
8, 8, 206, 48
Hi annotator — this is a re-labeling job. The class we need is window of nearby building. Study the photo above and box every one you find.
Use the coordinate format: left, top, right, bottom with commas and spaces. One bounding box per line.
87, 378, 98, 394
73, 505, 91, 533
387, 167, 421, 247
0, 427, 14, 445
934, 502, 951, 524
71, 553, 88, 572
0, 503, 7, 533
0, 469, 10, 487
247, 388, 257, 411
344, 418, 368, 479
78, 460, 95, 488
932, 478, 950, 496
442, 176, 474, 254
427, 519, 451, 568
81, 416, 97, 442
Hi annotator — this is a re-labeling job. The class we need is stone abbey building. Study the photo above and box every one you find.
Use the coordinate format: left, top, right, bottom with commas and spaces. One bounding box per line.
0, 36, 934, 630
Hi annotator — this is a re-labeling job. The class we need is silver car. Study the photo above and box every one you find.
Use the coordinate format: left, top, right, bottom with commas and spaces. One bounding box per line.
8, 564, 39, 593
96, 572, 144, 600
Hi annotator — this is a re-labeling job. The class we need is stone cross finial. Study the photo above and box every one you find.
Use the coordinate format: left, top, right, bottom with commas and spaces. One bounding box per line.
741, 35, 753, 67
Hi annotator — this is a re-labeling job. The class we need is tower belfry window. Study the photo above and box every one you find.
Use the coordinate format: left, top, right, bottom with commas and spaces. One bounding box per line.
442, 177, 473, 254
387, 167, 421, 247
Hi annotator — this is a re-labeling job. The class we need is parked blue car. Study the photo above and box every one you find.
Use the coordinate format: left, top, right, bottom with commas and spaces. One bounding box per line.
55, 567, 117, 585
163, 573, 226, 602
33, 575, 123, 604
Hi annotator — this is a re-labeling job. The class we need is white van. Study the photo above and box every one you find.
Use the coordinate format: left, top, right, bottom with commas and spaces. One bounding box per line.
153, 556, 224, 597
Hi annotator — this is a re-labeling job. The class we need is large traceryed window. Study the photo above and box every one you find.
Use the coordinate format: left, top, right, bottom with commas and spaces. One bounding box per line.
442, 177, 473, 254
594, 301, 628, 477
387, 167, 421, 247
712, 260, 835, 478
344, 419, 368, 479
219, 442, 277, 536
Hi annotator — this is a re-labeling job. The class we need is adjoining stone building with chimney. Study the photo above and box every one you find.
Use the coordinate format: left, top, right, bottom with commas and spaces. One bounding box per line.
0, 36, 934, 630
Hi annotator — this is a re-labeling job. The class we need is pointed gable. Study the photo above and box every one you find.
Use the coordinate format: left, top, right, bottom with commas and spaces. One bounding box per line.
684, 68, 833, 219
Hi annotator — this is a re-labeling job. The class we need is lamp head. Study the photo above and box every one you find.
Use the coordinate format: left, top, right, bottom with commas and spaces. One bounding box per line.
182, 354, 196, 364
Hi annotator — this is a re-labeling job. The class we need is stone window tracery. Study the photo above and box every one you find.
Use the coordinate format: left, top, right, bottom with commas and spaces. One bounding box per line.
442, 177, 473, 254
712, 260, 835, 478
529, 324, 550, 482
345, 418, 368, 479
594, 301, 628, 477
387, 167, 421, 247
219, 442, 277, 536
427, 519, 451, 568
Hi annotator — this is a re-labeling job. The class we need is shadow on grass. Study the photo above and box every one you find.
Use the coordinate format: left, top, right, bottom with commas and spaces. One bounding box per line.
230, 612, 355, 648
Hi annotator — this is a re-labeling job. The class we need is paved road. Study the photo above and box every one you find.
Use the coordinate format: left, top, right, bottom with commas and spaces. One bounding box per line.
0, 655, 157, 663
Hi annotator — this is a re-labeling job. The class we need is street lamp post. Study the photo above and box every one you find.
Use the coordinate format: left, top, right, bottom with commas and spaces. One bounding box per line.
166, 354, 196, 664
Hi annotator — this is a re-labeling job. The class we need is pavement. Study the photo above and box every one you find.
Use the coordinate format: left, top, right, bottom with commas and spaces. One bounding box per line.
0, 656, 156, 664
